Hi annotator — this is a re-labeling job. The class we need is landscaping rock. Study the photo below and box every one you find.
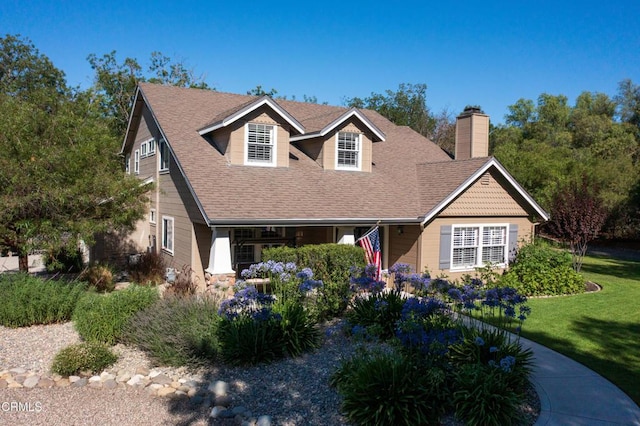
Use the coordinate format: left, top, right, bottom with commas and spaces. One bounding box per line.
157, 387, 176, 397
71, 378, 87, 387
256, 415, 272, 426
37, 378, 55, 388
209, 380, 228, 396
23, 375, 40, 388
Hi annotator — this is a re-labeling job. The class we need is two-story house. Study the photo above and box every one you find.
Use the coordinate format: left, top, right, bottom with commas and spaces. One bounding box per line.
112, 83, 548, 292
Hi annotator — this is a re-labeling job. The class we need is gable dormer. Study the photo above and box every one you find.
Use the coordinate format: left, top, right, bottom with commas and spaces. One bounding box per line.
291, 108, 385, 173
198, 96, 304, 168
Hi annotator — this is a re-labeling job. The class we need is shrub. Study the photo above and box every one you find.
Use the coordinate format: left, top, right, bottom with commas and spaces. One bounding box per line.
500, 241, 585, 296
73, 285, 159, 344
263, 244, 366, 319
452, 363, 521, 426
346, 290, 407, 340
123, 296, 220, 366
163, 264, 197, 297
0, 274, 86, 327
80, 264, 114, 292
44, 244, 84, 273
217, 312, 285, 365
127, 251, 165, 286
51, 342, 118, 376
273, 298, 319, 357
331, 349, 450, 425
448, 326, 533, 392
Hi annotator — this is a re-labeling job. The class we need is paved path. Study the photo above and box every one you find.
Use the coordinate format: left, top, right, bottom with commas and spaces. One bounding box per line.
522, 337, 640, 425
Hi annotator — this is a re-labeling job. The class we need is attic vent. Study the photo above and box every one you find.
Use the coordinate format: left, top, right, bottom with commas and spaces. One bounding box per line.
480, 174, 490, 185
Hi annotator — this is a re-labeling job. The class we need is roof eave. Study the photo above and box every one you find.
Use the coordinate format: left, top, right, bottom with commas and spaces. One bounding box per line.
208, 217, 423, 227
198, 96, 305, 136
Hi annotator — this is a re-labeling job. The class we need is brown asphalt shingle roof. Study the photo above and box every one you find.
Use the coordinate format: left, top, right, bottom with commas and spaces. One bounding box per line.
136, 83, 499, 224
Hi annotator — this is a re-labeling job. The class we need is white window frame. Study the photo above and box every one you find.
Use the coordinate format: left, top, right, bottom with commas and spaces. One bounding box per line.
450, 224, 508, 271
148, 138, 156, 155
125, 153, 131, 174
162, 216, 174, 254
141, 141, 148, 158
159, 139, 169, 172
149, 208, 156, 224
134, 149, 140, 174
245, 123, 277, 166
335, 131, 362, 171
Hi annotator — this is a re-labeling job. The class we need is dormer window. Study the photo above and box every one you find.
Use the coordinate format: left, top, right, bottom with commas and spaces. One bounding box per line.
336, 132, 361, 170
245, 123, 276, 166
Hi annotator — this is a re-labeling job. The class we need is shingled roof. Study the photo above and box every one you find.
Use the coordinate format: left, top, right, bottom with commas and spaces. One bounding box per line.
128, 83, 546, 225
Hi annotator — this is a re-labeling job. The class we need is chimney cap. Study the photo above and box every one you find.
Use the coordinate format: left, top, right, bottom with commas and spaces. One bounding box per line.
460, 105, 485, 116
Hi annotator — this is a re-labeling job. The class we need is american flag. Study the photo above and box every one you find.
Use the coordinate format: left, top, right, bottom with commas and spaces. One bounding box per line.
357, 226, 382, 280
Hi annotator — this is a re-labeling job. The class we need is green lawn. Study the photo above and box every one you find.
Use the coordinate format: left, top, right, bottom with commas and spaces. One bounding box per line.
520, 254, 640, 405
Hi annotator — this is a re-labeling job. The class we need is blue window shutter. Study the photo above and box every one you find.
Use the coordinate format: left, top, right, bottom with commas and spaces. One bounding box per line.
439, 225, 452, 270
508, 224, 519, 262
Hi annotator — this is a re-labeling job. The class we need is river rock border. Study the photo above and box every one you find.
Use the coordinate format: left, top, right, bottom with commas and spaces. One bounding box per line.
0, 367, 272, 426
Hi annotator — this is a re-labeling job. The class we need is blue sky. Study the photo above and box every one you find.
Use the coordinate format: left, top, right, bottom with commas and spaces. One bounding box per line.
2, 1, 639, 124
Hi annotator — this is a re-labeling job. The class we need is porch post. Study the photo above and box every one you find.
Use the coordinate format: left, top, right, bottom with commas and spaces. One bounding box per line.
337, 227, 355, 245
205, 227, 235, 275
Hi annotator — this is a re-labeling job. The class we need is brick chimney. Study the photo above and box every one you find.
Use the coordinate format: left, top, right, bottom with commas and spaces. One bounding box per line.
455, 107, 489, 160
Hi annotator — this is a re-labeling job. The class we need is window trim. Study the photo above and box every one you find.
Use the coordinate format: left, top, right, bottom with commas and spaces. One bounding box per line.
159, 139, 169, 172
140, 141, 148, 158
162, 216, 174, 254
335, 131, 362, 171
134, 149, 140, 174
149, 208, 156, 224
244, 122, 277, 167
148, 138, 156, 156
450, 223, 508, 271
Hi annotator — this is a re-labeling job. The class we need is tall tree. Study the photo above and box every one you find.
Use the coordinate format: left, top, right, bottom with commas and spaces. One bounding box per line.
88, 51, 211, 136
345, 83, 436, 137
0, 35, 149, 271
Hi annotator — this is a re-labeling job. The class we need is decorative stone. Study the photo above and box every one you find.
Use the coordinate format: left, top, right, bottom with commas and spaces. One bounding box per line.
126, 374, 145, 387
232, 406, 247, 416
214, 394, 233, 407
209, 380, 228, 396
210, 406, 226, 418
37, 378, 55, 388
150, 374, 172, 385
23, 375, 40, 388
135, 367, 150, 376
157, 387, 176, 397
148, 370, 162, 378
56, 378, 70, 387
170, 381, 181, 389
0, 379, 7, 388
257, 415, 272, 426
175, 390, 187, 397
13, 375, 27, 384
103, 379, 118, 390
72, 378, 87, 387
116, 373, 131, 383
187, 388, 198, 397
100, 372, 115, 381
89, 381, 102, 388
8, 382, 22, 388
9, 367, 26, 374
69, 375, 81, 383
89, 375, 102, 383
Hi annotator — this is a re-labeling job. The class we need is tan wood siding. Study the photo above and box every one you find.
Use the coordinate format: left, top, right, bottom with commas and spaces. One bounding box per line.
440, 171, 529, 217
420, 217, 533, 281
388, 225, 421, 270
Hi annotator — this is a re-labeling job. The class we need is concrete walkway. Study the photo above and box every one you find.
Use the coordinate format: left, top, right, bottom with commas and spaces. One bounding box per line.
522, 337, 640, 425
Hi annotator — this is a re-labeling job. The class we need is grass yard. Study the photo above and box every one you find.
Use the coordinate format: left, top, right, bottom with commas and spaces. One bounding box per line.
520, 254, 640, 405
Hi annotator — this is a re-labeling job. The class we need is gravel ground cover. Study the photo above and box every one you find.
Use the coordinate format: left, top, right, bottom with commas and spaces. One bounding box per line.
0, 320, 539, 425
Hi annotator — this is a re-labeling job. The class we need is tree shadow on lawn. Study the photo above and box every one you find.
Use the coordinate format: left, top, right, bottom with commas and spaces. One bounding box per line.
580, 255, 640, 282
523, 316, 640, 406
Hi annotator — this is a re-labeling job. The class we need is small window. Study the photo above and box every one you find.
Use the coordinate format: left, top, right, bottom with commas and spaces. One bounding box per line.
159, 140, 169, 171
246, 123, 276, 166
162, 216, 174, 254
336, 132, 361, 170
125, 153, 131, 174
141, 142, 148, 158
134, 150, 140, 174
149, 208, 156, 224
148, 139, 156, 155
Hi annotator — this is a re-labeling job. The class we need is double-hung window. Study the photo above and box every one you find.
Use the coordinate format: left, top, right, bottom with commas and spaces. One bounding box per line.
159, 139, 170, 171
162, 216, 174, 254
451, 224, 507, 270
336, 132, 361, 170
148, 138, 156, 155
125, 153, 131, 174
246, 123, 276, 165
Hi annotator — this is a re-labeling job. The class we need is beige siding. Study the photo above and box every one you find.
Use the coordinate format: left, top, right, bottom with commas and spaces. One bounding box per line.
388, 225, 422, 270
322, 120, 373, 172
419, 217, 534, 281
224, 106, 291, 167
440, 171, 529, 216
455, 113, 489, 160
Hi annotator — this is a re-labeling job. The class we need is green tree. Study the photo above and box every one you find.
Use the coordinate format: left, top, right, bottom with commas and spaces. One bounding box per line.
0, 35, 149, 271
87, 51, 211, 136
345, 83, 436, 137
